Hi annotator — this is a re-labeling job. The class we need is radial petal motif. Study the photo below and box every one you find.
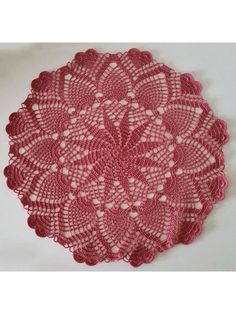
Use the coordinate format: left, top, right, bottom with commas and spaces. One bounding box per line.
5, 48, 228, 267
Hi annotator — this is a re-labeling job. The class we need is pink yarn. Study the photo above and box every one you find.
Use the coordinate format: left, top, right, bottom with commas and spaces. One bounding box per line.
4, 48, 229, 267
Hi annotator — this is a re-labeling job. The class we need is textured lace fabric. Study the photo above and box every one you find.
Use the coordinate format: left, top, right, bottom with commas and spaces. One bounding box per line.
4, 48, 229, 267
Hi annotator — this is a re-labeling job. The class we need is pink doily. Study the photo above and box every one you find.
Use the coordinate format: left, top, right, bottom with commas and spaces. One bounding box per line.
4, 48, 229, 267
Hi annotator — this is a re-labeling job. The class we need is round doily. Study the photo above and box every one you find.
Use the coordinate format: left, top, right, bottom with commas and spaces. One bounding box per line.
4, 48, 229, 267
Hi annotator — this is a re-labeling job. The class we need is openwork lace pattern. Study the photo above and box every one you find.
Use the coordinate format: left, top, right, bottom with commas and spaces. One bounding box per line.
4, 49, 229, 267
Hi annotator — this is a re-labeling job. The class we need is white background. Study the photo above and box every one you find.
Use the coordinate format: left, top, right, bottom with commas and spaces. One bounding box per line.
0, 43, 235, 271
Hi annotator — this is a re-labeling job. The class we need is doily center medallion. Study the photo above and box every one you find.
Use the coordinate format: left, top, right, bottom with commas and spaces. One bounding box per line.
4, 48, 228, 267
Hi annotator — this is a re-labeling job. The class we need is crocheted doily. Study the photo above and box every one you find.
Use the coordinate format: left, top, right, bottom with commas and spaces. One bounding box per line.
4, 48, 228, 267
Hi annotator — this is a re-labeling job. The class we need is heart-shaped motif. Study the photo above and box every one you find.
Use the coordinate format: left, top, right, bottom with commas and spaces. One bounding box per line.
129, 211, 138, 219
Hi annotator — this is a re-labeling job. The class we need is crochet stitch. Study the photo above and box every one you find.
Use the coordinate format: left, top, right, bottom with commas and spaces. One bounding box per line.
4, 48, 228, 267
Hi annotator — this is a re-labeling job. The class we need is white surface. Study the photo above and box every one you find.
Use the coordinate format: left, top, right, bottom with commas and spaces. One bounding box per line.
0, 43, 235, 271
